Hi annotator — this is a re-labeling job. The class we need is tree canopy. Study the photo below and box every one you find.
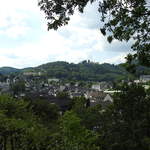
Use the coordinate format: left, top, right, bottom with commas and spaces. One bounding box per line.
0, 84, 150, 149
38, 0, 150, 67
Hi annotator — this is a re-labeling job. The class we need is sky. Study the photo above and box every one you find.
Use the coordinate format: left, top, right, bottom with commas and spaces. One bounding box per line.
0, 0, 133, 69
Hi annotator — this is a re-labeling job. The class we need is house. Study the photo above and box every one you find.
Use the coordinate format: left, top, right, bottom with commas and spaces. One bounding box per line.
0, 82, 10, 93
91, 82, 112, 91
59, 85, 66, 92
134, 80, 140, 83
143, 85, 150, 90
104, 90, 121, 94
140, 75, 150, 83
91, 84, 101, 91
99, 81, 112, 90
86, 90, 113, 107
23, 72, 38, 76
48, 78, 59, 83
103, 94, 113, 102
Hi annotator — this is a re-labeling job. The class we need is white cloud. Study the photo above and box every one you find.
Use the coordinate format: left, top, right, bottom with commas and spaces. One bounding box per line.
0, 0, 39, 12
1, 25, 30, 38
0, 0, 41, 38
0, 27, 105, 68
103, 53, 128, 64
0, 0, 131, 68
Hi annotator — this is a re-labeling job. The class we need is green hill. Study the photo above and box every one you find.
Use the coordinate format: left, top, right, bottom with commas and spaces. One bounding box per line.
33, 61, 133, 82
0, 67, 20, 75
1, 61, 149, 82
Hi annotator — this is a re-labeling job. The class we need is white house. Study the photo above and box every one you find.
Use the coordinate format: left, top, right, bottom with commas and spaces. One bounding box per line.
103, 94, 113, 102
92, 84, 101, 91
140, 75, 150, 83
59, 85, 66, 92
48, 78, 59, 83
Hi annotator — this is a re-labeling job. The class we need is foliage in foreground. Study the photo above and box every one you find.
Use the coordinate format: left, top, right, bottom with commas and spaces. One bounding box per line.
38, 0, 150, 68
0, 83, 150, 149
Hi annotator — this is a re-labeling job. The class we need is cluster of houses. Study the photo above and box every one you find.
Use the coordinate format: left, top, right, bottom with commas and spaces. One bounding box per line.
133, 75, 150, 83
133, 75, 150, 90
0, 73, 150, 110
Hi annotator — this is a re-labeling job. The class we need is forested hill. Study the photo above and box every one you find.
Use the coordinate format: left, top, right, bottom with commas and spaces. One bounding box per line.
0, 61, 150, 82
0, 67, 20, 75
24, 61, 133, 81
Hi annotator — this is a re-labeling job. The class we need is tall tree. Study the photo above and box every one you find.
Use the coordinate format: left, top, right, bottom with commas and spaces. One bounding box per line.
38, 0, 150, 67
98, 84, 150, 150
0, 95, 51, 150
61, 111, 100, 150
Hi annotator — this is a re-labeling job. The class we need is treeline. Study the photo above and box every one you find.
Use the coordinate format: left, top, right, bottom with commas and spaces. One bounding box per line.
0, 61, 150, 82
0, 83, 150, 150
24, 61, 150, 81
35, 61, 133, 82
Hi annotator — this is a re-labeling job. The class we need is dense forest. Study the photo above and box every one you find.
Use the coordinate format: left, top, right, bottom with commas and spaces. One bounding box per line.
0, 61, 149, 82
36, 61, 130, 81
0, 83, 150, 150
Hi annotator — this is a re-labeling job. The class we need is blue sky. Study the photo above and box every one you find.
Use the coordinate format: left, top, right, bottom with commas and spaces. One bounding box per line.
0, 0, 132, 68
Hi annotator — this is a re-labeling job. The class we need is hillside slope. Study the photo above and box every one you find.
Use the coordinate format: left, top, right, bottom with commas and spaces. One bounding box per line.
33, 61, 132, 81
0, 67, 20, 75
1, 61, 149, 82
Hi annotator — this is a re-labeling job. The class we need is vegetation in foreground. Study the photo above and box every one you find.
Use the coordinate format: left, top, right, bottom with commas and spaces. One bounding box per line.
0, 83, 150, 150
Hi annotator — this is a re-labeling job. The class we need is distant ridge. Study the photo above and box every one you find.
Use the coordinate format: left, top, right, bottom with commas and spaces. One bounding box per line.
0, 61, 149, 81
0, 67, 20, 75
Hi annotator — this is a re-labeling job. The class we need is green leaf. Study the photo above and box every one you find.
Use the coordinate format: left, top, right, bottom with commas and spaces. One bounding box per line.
100, 28, 106, 36
107, 36, 113, 43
